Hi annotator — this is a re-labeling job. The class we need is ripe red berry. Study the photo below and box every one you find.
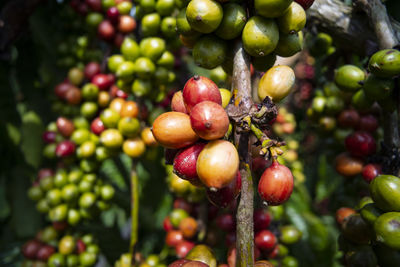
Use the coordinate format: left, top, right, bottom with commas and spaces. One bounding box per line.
91, 117, 105, 135
55, 140, 76, 157
358, 115, 379, 133
22, 240, 42, 259
165, 230, 184, 247
173, 143, 206, 185
98, 20, 115, 41
294, 0, 315, 10
36, 245, 55, 261
216, 213, 235, 232
56, 117, 75, 138
92, 74, 114, 90
42, 131, 57, 144
76, 239, 86, 254
107, 7, 120, 24
38, 168, 54, 179
163, 216, 174, 232
337, 110, 360, 129
84, 62, 101, 80
206, 172, 241, 208
255, 230, 277, 251
54, 82, 72, 99
362, 163, 382, 183
182, 75, 221, 113
175, 241, 195, 258
253, 209, 271, 231
258, 161, 294, 206
345, 131, 376, 157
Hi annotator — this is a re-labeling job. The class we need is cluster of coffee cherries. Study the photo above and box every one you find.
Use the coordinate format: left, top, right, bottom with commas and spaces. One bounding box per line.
152, 75, 239, 192
114, 253, 168, 267
107, 36, 176, 100
70, 0, 136, 47
290, 52, 315, 109
22, 225, 99, 267
175, 0, 313, 71
56, 35, 103, 69
28, 167, 115, 224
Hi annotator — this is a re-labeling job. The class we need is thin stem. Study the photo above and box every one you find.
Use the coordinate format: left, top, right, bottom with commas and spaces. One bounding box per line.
130, 163, 139, 265
230, 41, 254, 267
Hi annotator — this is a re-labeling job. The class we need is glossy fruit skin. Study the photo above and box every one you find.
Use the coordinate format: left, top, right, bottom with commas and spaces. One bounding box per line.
368, 49, 400, 78
173, 143, 206, 185
100, 129, 123, 148
374, 212, 400, 249
334, 65, 365, 92
363, 74, 394, 101
258, 161, 293, 206
206, 172, 241, 208
274, 31, 303, 57
197, 140, 239, 189
121, 101, 139, 118
98, 20, 115, 40
345, 131, 376, 157
186, 0, 223, 33
294, 0, 314, 10
169, 259, 191, 267
166, 230, 184, 247
335, 153, 363, 177
254, 209, 271, 231
362, 163, 382, 183
152, 112, 199, 149
48, 253, 65, 267
57, 117, 75, 138
182, 76, 221, 112
258, 65, 295, 102
216, 213, 235, 232
215, 3, 246, 40
91, 74, 114, 90
190, 101, 229, 140
119, 15, 136, 33
193, 35, 227, 70
370, 175, 400, 212
179, 217, 198, 238
277, 2, 306, 34
23, 239, 42, 259
185, 245, 217, 267
255, 0, 293, 18
336, 207, 356, 225
280, 225, 301, 244
172, 91, 188, 114
84, 62, 101, 80
255, 230, 277, 251
123, 138, 146, 158
242, 16, 279, 57
176, 241, 196, 258
56, 141, 76, 157
91, 117, 105, 135
360, 203, 383, 225
36, 245, 55, 261
337, 109, 360, 129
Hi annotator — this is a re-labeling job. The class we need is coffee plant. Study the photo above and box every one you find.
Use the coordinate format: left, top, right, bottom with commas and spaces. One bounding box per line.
3, 0, 400, 266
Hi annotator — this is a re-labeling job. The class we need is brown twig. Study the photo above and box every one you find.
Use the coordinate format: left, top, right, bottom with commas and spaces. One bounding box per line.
227, 41, 254, 267
307, 0, 400, 55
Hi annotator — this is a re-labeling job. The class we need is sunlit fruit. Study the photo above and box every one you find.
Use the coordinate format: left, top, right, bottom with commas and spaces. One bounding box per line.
334, 65, 365, 92
173, 142, 206, 185
258, 65, 295, 102
123, 138, 146, 158
277, 2, 306, 34
335, 153, 363, 177
362, 163, 382, 183
370, 175, 400, 212
368, 49, 400, 78
152, 112, 199, 149
190, 101, 229, 140
374, 212, 400, 249
196, 140, 239, 189
186, 0, 223, 33
183, 76, 222, 112
336, 207, 356, 225
56, 117, 75, 138
258, 161, 293, 205
172, 91, 188, 114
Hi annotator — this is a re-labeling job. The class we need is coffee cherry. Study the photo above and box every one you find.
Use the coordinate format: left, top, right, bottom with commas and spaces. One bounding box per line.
55, 141, 76, 157
171, 91, 188, 114
36, 245, 55, 261
335, 153, 363, 177
254, 209, 271, 231
152, 112, 199, 149
121, 101, 139, 118
336, 207, 356, 225
92, 74, 114, 90
84, 62, 101, 80
57, 117, 75, 138
119, 15, 136, 33
141, 127, 157, 147
345, 131, 376, 157
197, 140, 239, 190
216, 214, 235, 232
22, 239, 42, 259
55, 82, 73, 99
163, 216, 174, 232
166, 230, 184, 247
173, 143, 206, 185
91, 117, 105, 135
206, 172, 241, 208
123, 138, 146, 157
358, 115, 379, 133
190, 101, 229, 140
176, 241, 195, 259
295, 0, 315, 10
179, 217, 198, 238
362, 163, 382, 183
258, 65, 295, 102
170, 209, 190, 228
258, 161, 293, 206
98, 20, 115, 40
337, 109, 360, 129
182, 76, 222, 113
280, 225, 302, 244
255, 230, 277, 251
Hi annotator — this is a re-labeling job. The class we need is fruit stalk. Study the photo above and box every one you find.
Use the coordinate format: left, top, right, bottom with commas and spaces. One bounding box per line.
129, 165, 139, 265
229, 41, 254, 267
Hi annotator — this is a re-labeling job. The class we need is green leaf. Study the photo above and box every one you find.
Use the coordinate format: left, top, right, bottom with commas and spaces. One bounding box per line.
0, 176, 10, 220
20, 111, 44, 168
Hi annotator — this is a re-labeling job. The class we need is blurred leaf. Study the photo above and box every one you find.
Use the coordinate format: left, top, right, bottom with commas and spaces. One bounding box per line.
20, 111, 44, 168
0, 177, 11, 220
10, 167, 41, 238
6, 123, 20, 145
316, 155, 341, 202
101, 157, 128, 191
